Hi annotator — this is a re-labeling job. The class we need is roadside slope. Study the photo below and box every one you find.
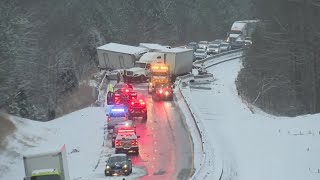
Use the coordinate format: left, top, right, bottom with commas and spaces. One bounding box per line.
182, 59, 320, 180
0, 107, 105, 180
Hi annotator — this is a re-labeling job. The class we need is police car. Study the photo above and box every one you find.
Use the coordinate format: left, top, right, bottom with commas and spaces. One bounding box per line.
128, 99, 147, 121
107, 106, 129, 129
115, 129, 140, 154
111, 120, 136, 148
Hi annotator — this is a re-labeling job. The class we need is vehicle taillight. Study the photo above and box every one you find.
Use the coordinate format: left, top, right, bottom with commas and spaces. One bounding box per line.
125, 115, 128, 120
131, 102, 134, 106
165, 91, 169, 96
159, 89, 163, 94
125, 89, 129, 93
131, 140, 138, 146
139, 99, 145, 105
108, 117, 111, 122
115, 140, 122, 146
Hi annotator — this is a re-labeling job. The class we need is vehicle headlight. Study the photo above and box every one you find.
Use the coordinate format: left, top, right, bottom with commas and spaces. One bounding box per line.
123, 164, 128, 168
106, 165, 110, 169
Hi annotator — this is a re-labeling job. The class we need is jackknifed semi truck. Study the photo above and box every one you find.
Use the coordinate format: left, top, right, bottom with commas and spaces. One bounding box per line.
124, 47, 194, 83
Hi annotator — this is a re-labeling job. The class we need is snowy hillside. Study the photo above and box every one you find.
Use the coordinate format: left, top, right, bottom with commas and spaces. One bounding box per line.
0, 107, 105, 180
181, 59, 320, 180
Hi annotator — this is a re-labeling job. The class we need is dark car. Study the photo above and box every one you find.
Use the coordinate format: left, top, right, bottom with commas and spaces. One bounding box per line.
105, 154, 132, 176
187, 42, 198, 51
231, 40, 245, 50
220, 42, 231, 52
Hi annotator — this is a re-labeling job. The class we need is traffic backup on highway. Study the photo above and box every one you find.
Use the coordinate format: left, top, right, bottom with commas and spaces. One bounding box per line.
19, 19, 257, 179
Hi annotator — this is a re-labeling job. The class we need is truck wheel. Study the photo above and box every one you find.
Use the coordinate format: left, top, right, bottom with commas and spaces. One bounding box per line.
140, 76, 144, 83
115, 149, 120, 154
112, 141, 115, 148
135, 149, 139, 155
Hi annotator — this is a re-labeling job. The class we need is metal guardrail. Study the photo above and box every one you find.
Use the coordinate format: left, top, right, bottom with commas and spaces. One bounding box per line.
194, 74, 214, 79
177, 81, 206, 180
193, 48, 244, 66
96, 71, 107, 105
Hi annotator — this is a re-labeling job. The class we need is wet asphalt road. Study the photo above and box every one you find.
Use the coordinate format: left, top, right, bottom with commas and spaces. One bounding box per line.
91, 82, 194, 180
131, 83, 194, 180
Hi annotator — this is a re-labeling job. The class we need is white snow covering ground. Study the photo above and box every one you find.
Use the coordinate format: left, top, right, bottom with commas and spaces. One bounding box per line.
0, 107, 105, 180
0, 76, 146, 180
181, 58, 320, 180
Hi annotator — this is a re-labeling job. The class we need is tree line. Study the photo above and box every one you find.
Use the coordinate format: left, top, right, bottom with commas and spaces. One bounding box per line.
237, 0, 320, 116
0, 0, 252, 120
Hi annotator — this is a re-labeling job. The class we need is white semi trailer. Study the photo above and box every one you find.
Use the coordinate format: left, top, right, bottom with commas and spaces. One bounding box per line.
227, 20, 260, 41
96, 43, 147, 70
125, 48, 194, 83
23, 145, 70, 180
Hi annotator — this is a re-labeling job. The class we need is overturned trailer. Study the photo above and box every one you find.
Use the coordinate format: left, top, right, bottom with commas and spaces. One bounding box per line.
97, 43, 147, 70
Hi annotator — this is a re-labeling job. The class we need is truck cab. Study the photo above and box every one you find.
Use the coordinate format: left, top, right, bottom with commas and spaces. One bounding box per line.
23, 145, 70, 180
148, 62, 171, 94
28, 169, 61, 180
124, 52, 164, 83
227, 21, 247, 43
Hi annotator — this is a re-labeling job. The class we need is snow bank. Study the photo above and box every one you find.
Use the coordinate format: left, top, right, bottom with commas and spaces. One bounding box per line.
0, 107, 105, 180
182, 58, 320, 180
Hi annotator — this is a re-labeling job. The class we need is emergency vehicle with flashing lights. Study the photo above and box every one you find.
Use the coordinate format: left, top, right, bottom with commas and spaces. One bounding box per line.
111, 120, 136, 148
115, 129, 140, 155
128, 99, 147, 121
107, 83, 134, 105
109, 89, 137, 106
113, 83, 133, 92
107, 106, 129, 129
152, 83, 174, 101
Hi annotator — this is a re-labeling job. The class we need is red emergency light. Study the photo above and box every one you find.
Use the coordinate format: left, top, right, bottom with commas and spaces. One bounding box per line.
118, 129, 135, 133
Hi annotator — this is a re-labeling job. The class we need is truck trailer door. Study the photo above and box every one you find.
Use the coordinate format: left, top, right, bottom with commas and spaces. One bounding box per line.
103, 53, 111, 69
119, 56, 125, 69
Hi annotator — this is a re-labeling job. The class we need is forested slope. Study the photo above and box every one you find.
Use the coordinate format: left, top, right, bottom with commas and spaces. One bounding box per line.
237, 0, 320, 116
0, 0, 253, 120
